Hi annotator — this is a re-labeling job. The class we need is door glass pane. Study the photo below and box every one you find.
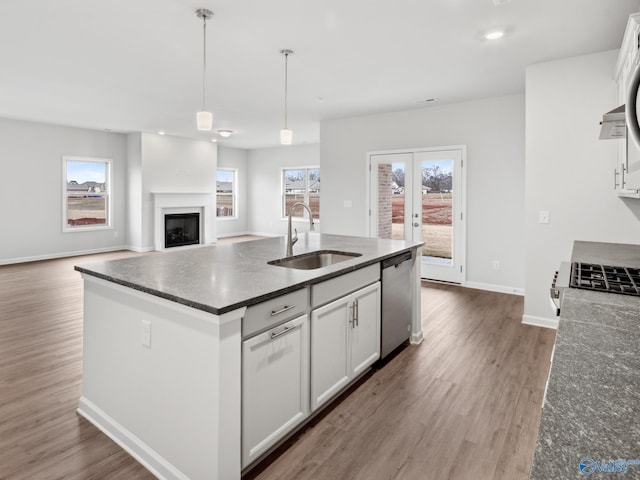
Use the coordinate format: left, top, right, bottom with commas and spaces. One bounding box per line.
308, 168, 320, 220
376, 163, 406, 240
421, 159, 453, 266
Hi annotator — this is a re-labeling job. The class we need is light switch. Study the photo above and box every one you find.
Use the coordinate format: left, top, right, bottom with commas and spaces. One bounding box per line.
539, 210, 550, 224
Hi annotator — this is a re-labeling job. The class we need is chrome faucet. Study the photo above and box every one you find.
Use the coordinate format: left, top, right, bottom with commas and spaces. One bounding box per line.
286, 202, 315, 257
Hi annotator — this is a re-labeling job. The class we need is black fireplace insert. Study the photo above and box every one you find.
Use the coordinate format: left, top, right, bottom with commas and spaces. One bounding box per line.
165, 213, 200, 248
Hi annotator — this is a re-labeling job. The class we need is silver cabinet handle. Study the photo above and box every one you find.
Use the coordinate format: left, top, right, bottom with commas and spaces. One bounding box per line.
413, 222, 419, 227
615, 168, 620, 189
353, 299, 359, 326
349, 303, 356, 328
270, 325, 296, 339
271, 305, 295, 316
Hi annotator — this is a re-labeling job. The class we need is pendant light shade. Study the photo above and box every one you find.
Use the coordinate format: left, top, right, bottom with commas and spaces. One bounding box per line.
197, 111, 213, 131
196, 9, 214, 131
280, 49, 294, 145
280, 128, 293, 145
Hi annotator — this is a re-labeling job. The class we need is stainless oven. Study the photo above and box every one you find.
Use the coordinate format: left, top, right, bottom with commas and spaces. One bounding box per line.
549, 262, 571, 316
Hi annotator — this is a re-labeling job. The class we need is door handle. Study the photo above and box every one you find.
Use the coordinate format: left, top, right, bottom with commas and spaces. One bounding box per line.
413, 222, 419, 227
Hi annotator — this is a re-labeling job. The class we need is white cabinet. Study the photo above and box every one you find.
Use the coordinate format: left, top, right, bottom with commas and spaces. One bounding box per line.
242, 314, 309, 468
310, 282, 381, 411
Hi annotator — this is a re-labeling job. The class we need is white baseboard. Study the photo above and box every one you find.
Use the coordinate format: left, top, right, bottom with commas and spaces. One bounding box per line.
77, 396, 187, 480
410, 331, 424, 345
465, 281, 524, 296
522, 314, 558, 330
245, 231, 281, 238
216, 231, 251, 239
0, 245, 130, 265
126, 245, 154, 253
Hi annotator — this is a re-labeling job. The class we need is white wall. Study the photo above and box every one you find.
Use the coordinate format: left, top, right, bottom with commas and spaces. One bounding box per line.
0, 117, 127, 264
247, 144, 320, 236
320, 95, 526, 291
126, 133, 143, 250
217, 146, 249, 237
524, 49, 640, 326
126, 133, 217, 251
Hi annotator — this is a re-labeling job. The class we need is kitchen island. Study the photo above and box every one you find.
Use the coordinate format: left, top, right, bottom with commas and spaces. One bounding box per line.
529, 241, 640, 479
75, 233, 422, 480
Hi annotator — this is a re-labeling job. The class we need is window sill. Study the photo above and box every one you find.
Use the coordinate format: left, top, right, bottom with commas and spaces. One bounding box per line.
216, 216, 238, 221
63, 225, 113, 233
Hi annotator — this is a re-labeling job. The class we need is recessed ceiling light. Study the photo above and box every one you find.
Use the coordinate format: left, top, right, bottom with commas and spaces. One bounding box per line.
217, 129, 234, 138
211, 138, 217, 142
158, 130, 166, 135
484, 30, 504, 40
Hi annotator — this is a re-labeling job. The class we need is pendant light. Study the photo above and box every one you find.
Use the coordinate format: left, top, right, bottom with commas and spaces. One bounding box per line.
280, 49, 294, 145
196, 9, 214, 131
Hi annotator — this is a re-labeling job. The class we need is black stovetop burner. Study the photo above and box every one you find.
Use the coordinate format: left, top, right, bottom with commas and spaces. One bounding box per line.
570, 262, 640, 296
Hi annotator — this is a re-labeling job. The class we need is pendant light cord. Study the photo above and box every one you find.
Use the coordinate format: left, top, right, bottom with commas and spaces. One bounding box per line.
202, 15, 208, 111
283, 52, 289, 129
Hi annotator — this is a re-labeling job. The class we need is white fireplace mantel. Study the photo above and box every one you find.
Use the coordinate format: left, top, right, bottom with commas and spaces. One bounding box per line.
152, 192, 215, 251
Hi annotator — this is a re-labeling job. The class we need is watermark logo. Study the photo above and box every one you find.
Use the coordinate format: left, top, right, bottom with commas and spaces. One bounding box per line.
579, 457, 640, 475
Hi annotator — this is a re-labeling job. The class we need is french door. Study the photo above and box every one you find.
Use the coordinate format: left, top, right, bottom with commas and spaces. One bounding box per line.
369, 147, 465, 283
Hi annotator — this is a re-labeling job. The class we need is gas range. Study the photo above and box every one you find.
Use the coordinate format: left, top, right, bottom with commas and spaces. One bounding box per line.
550, 261, 640, 316
570, 262, 640, 296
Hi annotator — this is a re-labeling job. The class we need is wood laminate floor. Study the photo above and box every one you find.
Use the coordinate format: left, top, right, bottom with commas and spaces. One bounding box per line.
0, 250, 555, 480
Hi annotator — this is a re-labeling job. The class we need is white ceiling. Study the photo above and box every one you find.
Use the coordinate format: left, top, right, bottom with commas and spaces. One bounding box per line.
1, 0, 639, 149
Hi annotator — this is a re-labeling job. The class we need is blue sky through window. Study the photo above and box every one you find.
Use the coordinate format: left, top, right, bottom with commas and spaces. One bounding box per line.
67, 161, 106, 183
216, 170, 234, 182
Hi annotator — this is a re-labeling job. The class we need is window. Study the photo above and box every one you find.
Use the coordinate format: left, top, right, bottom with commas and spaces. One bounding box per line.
63, 156, 111, 231
216, 169, 236, 218
282, 167, 320, 220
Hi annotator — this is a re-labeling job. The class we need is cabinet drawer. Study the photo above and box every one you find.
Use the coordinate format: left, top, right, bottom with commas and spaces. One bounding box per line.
311, 263, 380, 308
243, 288, 308, 338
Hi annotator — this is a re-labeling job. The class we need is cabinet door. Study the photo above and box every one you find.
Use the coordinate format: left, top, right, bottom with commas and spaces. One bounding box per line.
242, 315, 309, 467
310, 296, 351, 411
350, 282, 381, 378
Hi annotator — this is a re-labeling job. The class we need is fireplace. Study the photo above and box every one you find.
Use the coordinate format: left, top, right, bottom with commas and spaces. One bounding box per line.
152, 192, 214, 251
164, 213, 200, 248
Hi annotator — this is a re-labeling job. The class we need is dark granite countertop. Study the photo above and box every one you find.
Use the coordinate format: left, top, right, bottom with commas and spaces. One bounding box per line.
530, 241, 640, 480
75, 233, 421, 315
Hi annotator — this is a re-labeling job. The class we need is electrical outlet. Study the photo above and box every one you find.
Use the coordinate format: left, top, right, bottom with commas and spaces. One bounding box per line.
141, 320, 151, 348
493, 260, 500, 271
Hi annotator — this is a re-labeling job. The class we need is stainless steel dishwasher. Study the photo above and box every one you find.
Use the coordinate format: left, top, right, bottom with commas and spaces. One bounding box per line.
381, 250, 414, 359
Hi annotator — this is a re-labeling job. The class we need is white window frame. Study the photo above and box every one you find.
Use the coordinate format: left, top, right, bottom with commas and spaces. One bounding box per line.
62, 155, 112, 232
281, 166, 320, 221
216, 168, 237, 219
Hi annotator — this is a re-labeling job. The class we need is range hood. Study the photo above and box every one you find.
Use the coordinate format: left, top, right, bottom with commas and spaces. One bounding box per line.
599, 105, 626, 139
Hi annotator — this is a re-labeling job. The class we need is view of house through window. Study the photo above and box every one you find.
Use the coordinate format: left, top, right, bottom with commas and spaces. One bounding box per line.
283, 167, 320, 219
216, 169, 236, 217
63, 156, 110, 230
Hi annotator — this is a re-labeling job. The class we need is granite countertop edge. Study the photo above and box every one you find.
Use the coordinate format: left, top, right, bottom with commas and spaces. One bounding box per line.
75, 234, 423, 315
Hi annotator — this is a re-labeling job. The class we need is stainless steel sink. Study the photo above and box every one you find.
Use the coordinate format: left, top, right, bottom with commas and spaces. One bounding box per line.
268, 250, 362, 270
